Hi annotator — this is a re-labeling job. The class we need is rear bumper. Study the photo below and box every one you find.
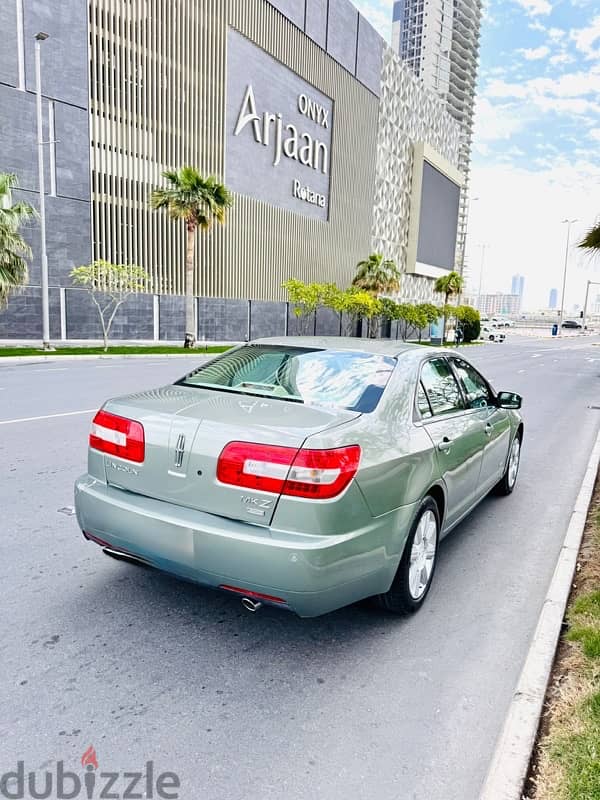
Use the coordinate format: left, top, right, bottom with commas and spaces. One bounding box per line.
74, 475, 417, 617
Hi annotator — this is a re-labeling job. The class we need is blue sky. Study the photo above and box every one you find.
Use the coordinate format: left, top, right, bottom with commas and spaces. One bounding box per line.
355, 0, 600, 309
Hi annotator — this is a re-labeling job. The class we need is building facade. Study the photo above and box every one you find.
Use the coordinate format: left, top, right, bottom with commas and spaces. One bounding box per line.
511, 274, 525, 298
392, 0, 482, 279
1, 0, 462, 341
464, 292, 522, 316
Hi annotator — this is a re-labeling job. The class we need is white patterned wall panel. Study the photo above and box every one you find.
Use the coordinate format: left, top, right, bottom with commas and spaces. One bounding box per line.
371, 45, 462, 303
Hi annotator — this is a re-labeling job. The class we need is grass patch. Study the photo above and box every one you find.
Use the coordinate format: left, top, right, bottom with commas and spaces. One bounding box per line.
0, 345, 231, 357
527, 484, 600, 800
567, 626, 600, 659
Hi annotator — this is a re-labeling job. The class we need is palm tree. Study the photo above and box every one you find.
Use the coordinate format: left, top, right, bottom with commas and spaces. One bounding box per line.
151, 167, 233, 347
434, 270, 464, 344
0, 172, 35, 307
352, 252, 401, 295
578, 220, 600, 253
352, 253, 401, 336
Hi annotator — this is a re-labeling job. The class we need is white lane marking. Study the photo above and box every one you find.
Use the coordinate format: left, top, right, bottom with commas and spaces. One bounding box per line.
0, 409, 96, 425
517, 369, 525, 373
531, 354, 541, 358
31, 367, 69, 372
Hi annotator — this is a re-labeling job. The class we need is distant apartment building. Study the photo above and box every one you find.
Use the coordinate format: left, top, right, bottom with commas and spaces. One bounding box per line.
464, 293, 522, 316
548, 288, 558, 309
511, 274, 525, 298
392, 0, 483, 278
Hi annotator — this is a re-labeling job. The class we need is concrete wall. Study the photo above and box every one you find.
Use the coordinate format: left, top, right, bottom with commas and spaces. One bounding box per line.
0, 0, 91, 289
0, 287, 424, 343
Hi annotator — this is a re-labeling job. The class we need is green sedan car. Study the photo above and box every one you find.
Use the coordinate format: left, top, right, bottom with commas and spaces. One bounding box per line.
74, 338, 523, 617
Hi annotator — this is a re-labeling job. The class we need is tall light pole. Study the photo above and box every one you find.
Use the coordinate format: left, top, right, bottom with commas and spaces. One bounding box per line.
582, 280, 600, 331
558, 218, 578, 337
477, 243, 488, 309
35, 31, 52, 351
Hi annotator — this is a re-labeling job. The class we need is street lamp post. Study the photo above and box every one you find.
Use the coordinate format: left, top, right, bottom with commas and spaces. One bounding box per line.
557, 218, 578, 337
582, 280, 600, 331
477, 243, 488, 309
34, 32, 52, 351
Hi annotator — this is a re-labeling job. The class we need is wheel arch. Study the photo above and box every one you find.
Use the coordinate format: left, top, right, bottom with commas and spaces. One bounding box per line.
426, 483, 446, 529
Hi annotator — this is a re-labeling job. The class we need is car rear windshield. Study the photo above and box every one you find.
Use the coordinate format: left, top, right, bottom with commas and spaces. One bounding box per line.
177, 345, 396, 412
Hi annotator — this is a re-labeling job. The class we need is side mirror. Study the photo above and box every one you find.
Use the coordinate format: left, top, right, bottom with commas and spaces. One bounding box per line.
497, 391, 522, 410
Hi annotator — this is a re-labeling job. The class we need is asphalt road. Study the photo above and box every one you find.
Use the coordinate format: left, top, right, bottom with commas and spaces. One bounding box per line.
1, 336, 598, 800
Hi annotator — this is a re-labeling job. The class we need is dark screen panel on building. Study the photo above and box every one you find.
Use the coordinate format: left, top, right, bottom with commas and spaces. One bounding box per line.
416, 161, 460, 271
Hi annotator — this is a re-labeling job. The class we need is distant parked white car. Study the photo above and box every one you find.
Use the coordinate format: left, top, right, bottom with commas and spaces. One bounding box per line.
481, 325, 506, 342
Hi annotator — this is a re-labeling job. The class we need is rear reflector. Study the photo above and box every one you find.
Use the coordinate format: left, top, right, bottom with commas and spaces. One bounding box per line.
89, 409, 145, 463
217, 442, 361, 499
219, 584, 287, 604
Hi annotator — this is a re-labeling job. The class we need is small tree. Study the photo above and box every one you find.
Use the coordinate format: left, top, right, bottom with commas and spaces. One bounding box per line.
282, 279, 332, 335
71, 260, 149, 351
454, 305, 481, 342
0, 172, 36, 308
344, 288, 382, 337
395, 303, 429, 341
378, 297, 401, 338
434, 270, 464, 344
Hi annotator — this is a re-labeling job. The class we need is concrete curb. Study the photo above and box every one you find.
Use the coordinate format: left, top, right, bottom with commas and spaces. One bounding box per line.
480, 426, 600, 800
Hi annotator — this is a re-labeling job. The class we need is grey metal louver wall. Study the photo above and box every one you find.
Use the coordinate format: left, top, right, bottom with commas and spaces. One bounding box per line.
89, 0, 379, 301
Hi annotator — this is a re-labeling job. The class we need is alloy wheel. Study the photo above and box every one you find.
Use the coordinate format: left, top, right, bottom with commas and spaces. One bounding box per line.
408, 510, 438, 600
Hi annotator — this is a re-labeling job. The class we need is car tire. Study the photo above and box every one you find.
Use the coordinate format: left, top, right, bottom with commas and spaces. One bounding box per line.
494, 434, 522, 496
375, 497, 440, 615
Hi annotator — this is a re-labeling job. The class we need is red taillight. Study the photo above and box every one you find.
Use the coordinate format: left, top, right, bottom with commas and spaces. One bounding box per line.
216, 442, 361, 500
89, 409, 145, 463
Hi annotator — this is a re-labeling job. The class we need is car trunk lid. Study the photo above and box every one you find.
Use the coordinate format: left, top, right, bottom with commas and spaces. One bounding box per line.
99, 385, 359, 526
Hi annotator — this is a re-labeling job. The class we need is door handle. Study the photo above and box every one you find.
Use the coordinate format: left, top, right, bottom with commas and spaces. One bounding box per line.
485, 423, 493, 437
438, 437, 453, 452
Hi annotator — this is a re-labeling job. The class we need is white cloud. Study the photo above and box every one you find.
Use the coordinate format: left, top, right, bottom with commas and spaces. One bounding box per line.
485, 72, 600, 113
472, 97, 526, 142
512, 0, 553, 17
529, 20, 547, 32
519, 45, 551, 59
535, 96, 596, 114
549, 52, 576, 65
547, 27, 565, 42
589, 128, 600, 141
571, 15, 600, 59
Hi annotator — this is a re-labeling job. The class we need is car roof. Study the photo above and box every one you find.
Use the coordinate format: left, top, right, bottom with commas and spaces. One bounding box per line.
252, 336, 447, 360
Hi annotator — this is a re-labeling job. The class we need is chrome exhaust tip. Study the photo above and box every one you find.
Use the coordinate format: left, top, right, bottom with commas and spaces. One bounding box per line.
241, 597, 262, 613
102, 547, 150, 568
